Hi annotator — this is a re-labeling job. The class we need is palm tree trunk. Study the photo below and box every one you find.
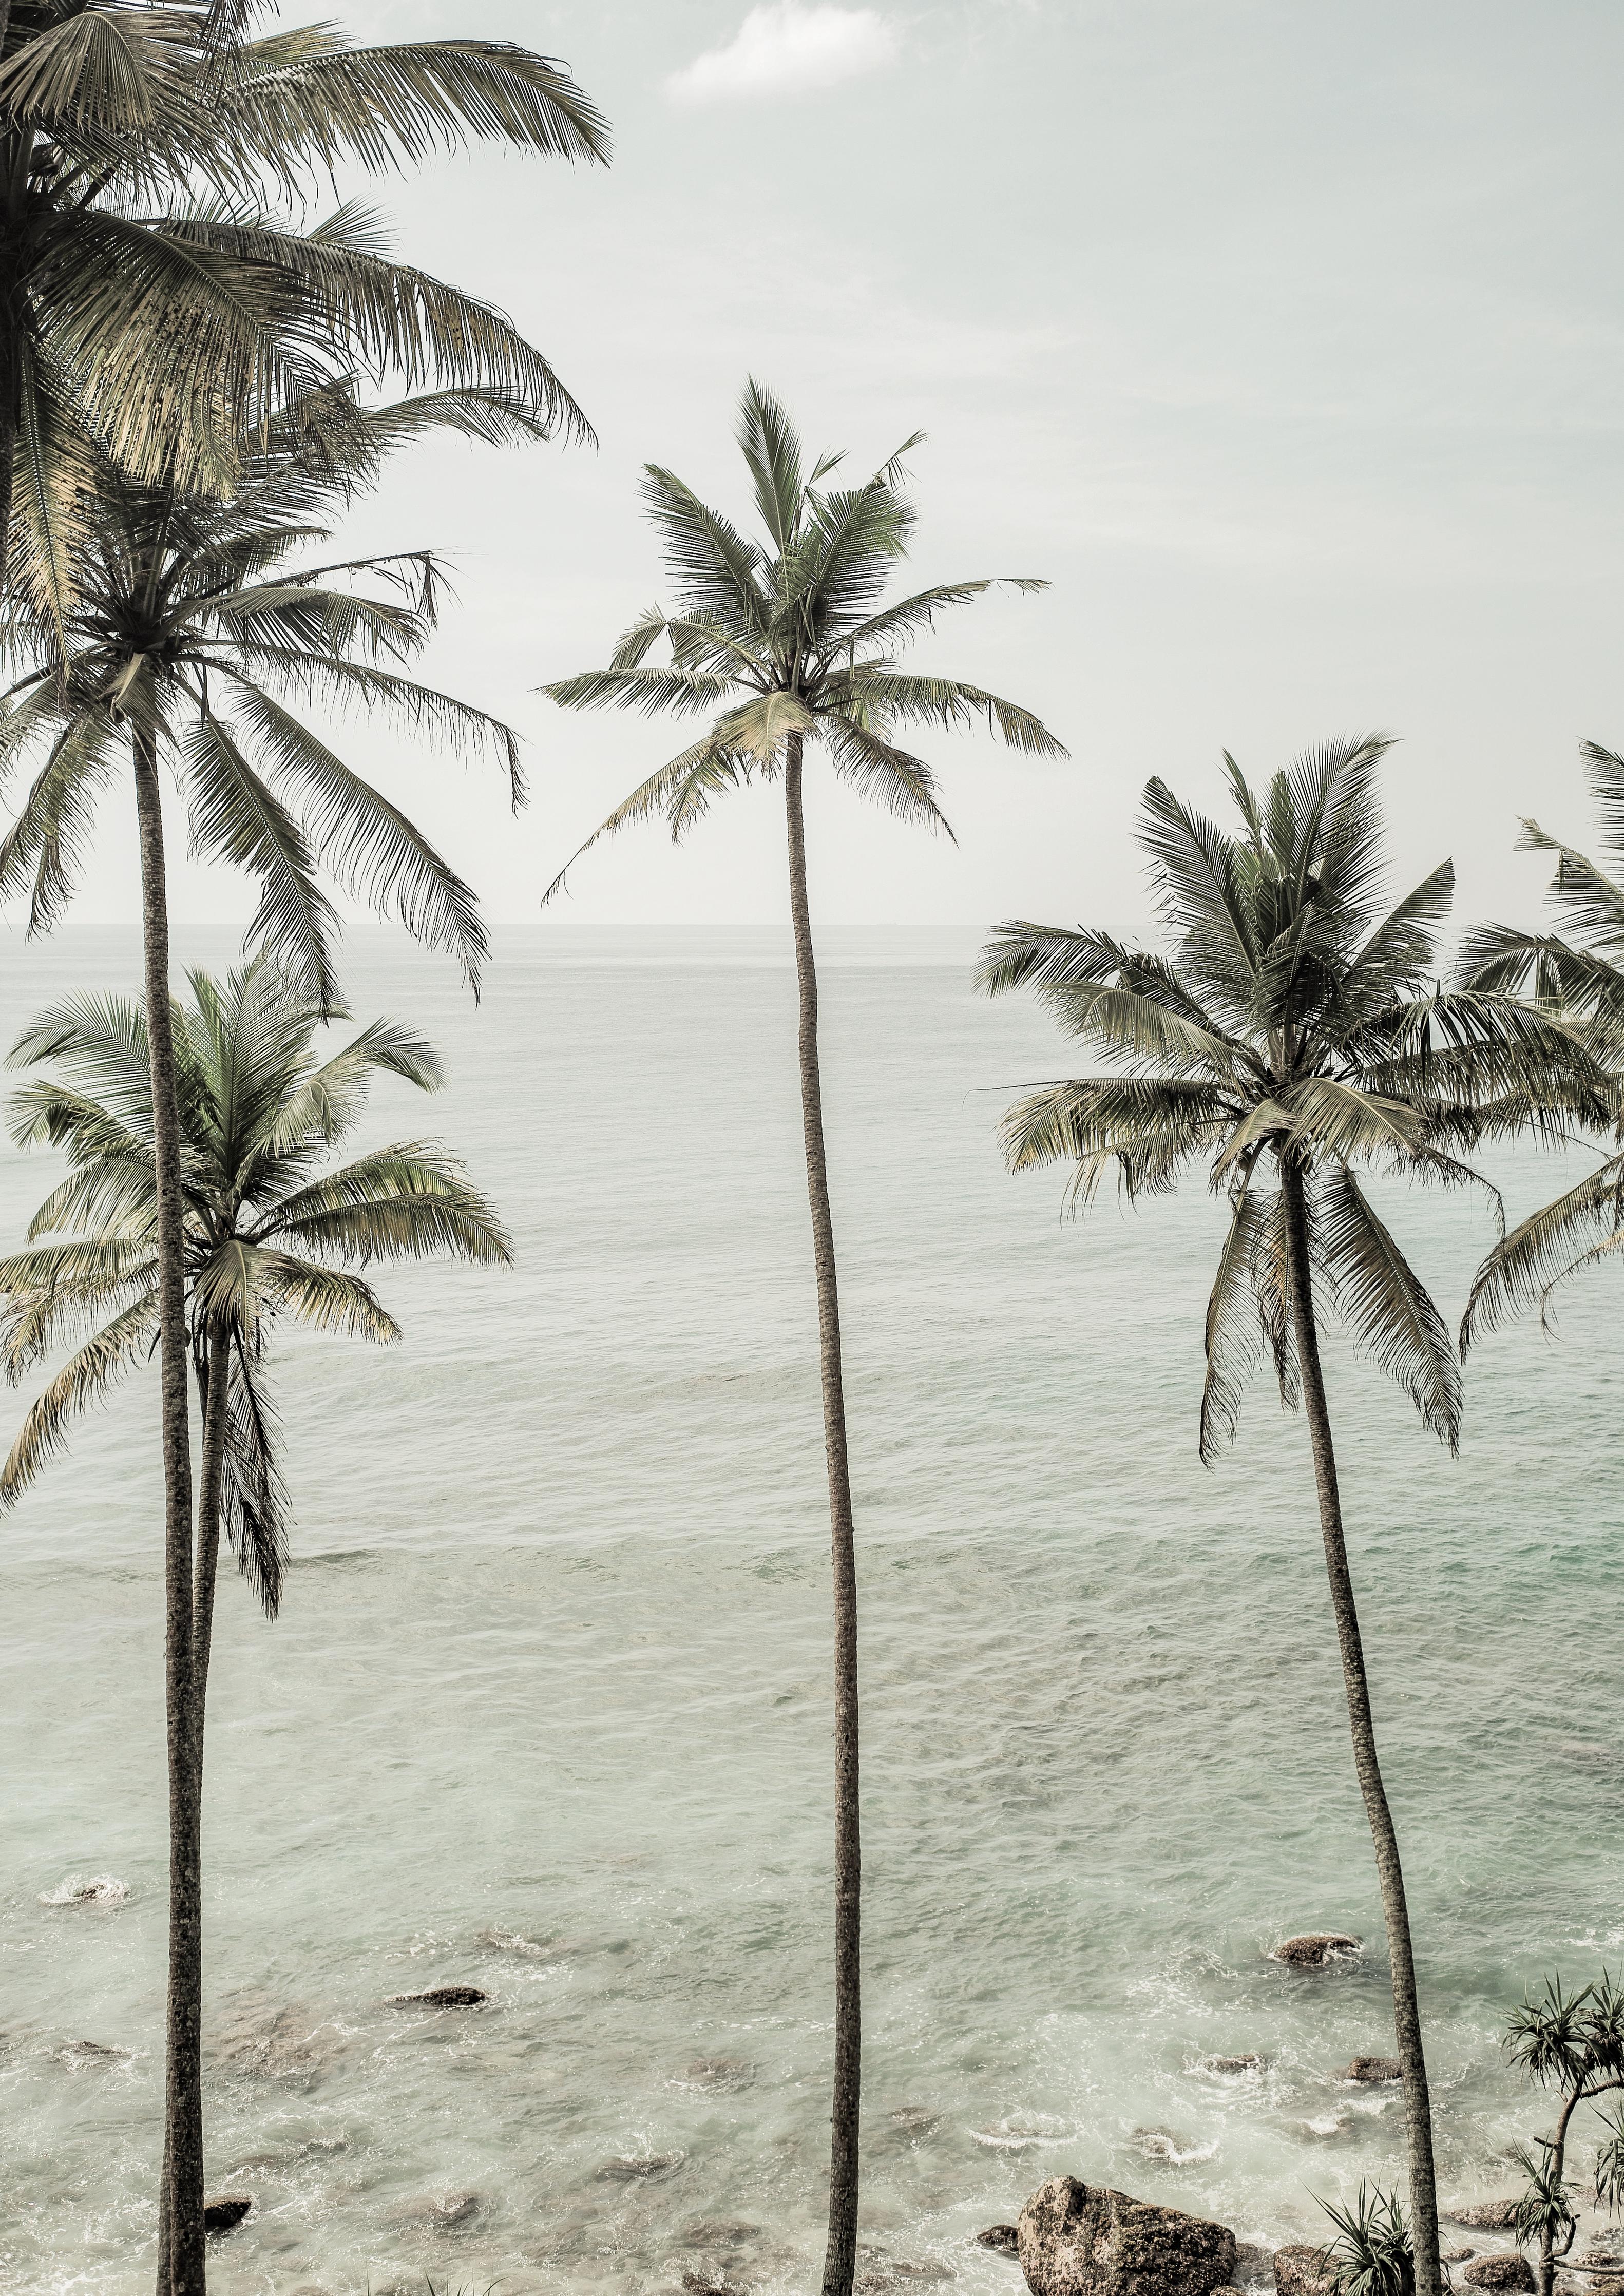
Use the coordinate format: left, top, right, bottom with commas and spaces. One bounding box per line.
134, 729, 205, 2296
190, 1326, 229, 1757
784, 733, 862, 2296
1281, 1160, 1440, 2296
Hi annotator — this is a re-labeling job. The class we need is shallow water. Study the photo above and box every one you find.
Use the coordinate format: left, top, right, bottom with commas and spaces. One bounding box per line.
3, 929, 1623, 2296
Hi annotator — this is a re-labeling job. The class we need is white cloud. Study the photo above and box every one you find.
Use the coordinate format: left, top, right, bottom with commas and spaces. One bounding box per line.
666, 3, 901, 107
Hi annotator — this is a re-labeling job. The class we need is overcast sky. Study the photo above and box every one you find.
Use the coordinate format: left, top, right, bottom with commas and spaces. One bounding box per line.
32, 0, 1624, 963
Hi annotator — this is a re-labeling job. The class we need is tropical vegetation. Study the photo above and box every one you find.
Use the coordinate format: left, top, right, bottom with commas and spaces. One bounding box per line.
0, 3, 607, 590
0, 951, 510, 1706
1461, 741, 1624, 1345
977, 739, 1603, 2296
1503, 1970, 1624, 2296
0, 376, 541, 2292
538, 377, 1064, 2296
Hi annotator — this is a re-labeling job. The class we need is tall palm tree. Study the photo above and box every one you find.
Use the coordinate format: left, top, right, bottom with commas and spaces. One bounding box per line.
0, 388, 525, 2296
0, 2, 609, 563
538, 380, 1064, 2296
0, 954, 511, 1723
1459, 740, 1624, 1338
978, 740, 1599, 2296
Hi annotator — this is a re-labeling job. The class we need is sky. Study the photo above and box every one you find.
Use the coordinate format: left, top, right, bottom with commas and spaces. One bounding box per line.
30, 0, 1624, 964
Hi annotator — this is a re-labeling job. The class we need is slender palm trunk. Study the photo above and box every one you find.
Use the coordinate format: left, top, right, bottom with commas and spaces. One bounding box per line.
1537, 2087, 1585, 2296
785, 735, 862, 2296
190, 1327, 229, 1759
135, 731, 205, 2296
1281, 1160, 1439, 2296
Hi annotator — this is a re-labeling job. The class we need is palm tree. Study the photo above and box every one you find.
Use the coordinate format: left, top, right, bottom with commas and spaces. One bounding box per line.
978, 740, 1599, 2296
1459, 741, 1624, 1340
0, 953, 511, 1718
537, 380, 1065, 2296
0, 2, 609, 563
0, 388, 526, 2296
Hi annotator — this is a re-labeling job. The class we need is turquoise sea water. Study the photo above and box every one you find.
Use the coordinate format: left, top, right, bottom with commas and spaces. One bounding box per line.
3, 928, 1622, 2296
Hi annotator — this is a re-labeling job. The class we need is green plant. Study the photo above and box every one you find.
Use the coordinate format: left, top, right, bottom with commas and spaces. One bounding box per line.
1320, 2185, 1416, 2296
1461, 743, 1624, 1344
1504, 1972, 1624, 2296
539, 379, 1063, 2296
979, 741, 1600, 2296
0, 3, 607, 606
0, 377, 526, 2296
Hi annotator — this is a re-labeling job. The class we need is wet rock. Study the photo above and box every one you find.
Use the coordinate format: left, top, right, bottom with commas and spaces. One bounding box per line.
39, 1874, 129, 1908
595, 2150, 686, 2182
977, 2226, 1021, 2256
1203, 2056, 1265, 2076
1447, 2205, 1523, 2232
211, 1997, 344, 2085
1134, 2128, 1216, 2166
1273, 2246, 1335, 2296
390, 2190, 482, 2229
1344, 2057, 1403, 2083
1017, 2175, 1236, 2296
679, 2222, 761, 2249
1443, 2251, 1475, 2266
676, 2056, 755, 2092
1234, 2244, 1275, 2287
387, 1985, 487, 2009
1273, 1935, 1361, 1968
54, 2038, 133, 2068
1462, 2260, 1534, 2292
203, 2196, 253, 2235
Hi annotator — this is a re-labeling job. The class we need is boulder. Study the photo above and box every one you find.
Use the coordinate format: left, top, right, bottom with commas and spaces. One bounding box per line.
1273, 2247, 1335, 2296
1442, 2251, 1475, 2266
1344, 2057, 1402, 2083
389, 2190, 482, 2229
1204, 2057, 1265, 2076
978, 2227, 1021, 2256
1462, 2261, 1534, 2293
1017, 2175, 1236, 2296
203, 2196, 253, 2235
1273, 1936, 1361, 1968
595, 2150, 685, 2182
1447, 2206, 1523, 2232
387, 1984, 487, 2009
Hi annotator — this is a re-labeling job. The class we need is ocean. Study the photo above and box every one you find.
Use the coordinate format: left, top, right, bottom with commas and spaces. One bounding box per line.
3, 927, 1621, 2296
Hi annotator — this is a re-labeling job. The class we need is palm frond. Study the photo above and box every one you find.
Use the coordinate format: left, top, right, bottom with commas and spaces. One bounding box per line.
1316, 1165, 1461, 1449
0, 1292, 159, 1507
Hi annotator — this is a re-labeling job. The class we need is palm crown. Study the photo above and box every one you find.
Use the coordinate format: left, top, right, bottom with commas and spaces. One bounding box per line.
539, 378, 1066, 892
0, 3, 609, 533
1458, 740, 1624, 1341
0, 954, 510, 1608
979, 737, 1596, 1459
0, 385, 531, 1001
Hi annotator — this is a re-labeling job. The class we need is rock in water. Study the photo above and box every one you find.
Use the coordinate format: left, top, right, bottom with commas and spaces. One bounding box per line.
1203, 2056, 1265, 2076
1017, 2176, 1235, 2296
1463, 2261, 1535, 2292
978, 2226, 1021, 2255
1273, 1935, 1361, 1968
1344, 2056, 1402, 2082
1447, 2204, 1523, 2231
203, 2196, 253, 2234
387, 1985, 487, 2009
1273, 2247, 1336, 2296
595, 2150, 686, 2182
